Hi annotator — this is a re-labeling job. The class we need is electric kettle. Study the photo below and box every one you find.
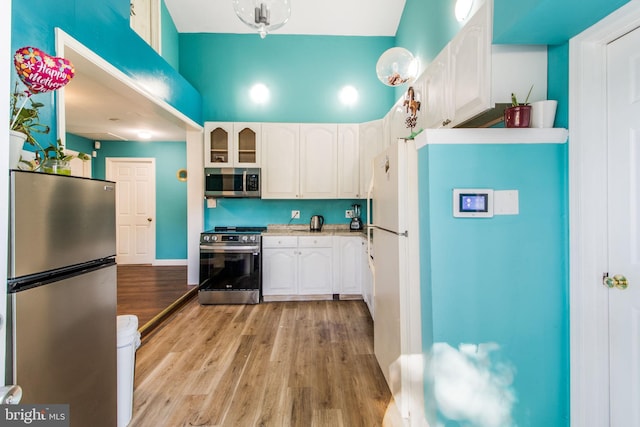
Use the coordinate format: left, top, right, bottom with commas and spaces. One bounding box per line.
310, 215, 324, 232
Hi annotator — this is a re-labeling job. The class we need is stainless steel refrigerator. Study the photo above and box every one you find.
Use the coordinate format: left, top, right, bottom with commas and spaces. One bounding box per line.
6, 170, 118, 427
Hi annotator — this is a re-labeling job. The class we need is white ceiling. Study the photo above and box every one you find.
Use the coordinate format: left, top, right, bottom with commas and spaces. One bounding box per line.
63, 47, 193, 142
165, 0, 406, 36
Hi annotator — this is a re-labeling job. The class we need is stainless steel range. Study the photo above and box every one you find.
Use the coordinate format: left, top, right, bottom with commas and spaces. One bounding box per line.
198, 226, 266, 304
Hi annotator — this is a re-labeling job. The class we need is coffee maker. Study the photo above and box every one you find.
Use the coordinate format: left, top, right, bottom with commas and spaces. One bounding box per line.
350, 204, 363, 231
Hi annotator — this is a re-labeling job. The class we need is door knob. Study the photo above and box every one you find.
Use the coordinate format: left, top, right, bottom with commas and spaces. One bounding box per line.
147, 218, 153, 222
603, 274, 629, 290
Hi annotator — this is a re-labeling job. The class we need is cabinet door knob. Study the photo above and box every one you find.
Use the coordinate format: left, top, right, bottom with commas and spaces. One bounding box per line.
442, 119, 452, 126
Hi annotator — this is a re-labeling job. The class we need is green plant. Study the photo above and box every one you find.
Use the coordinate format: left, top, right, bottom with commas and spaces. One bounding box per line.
41, 139, 90, 162
510, 85, 534, 107
19, 139, 90, 172
10, 82, 50, 145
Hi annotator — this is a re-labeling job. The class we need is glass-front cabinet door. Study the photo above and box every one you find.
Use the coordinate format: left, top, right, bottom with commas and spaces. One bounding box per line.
234, 123, 261, 167
204, 122, 261, 168
204, 122, 233, 167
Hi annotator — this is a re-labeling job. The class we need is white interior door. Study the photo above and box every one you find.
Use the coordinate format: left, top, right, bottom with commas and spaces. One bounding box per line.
106, 158, 156, 264
607, 25, 640, 427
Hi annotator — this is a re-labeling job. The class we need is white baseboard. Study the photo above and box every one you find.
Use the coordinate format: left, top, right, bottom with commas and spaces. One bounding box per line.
152, 259, 188, 266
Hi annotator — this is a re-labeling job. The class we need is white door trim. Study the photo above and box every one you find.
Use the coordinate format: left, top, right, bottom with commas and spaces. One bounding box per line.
569, 1, 640, 425
106, 157, 157, 264
1, 0, 12, 385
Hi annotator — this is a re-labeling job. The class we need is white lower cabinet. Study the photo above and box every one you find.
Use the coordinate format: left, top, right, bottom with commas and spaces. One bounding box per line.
262, 237, 298, 295
262, 235, 333, 297
334, 236, 363, 295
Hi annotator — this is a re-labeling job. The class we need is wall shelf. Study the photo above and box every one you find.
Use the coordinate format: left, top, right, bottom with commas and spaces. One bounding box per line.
414, 128, 568, 148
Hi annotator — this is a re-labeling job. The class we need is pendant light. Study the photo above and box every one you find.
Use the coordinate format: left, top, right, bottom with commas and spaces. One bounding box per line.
232, 0, 291, 39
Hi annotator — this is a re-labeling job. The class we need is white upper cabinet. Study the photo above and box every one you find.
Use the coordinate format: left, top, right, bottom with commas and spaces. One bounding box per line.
337, 124, 360, 199
359, 120, 384, 198
413, 2, 547, 129
261, 123, 300, 198
262, 123, 340, 199
299, 124, 338, 199
449, 5, 491, 127
204, 122, 234, 167
420, 46, 451, 129
204, 122, 261, 168
233, 123, 261, 167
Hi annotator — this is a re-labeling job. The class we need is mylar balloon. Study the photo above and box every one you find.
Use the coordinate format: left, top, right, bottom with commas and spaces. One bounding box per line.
14, 46, 75, 93
376, 47, 418, 87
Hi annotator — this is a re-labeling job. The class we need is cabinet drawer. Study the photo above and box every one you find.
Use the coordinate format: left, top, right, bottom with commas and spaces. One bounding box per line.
298, 235, 333, 248
263, 236, 298, 248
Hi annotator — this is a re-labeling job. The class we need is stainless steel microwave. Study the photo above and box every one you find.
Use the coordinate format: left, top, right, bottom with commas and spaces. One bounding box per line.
204, 168, 261, 198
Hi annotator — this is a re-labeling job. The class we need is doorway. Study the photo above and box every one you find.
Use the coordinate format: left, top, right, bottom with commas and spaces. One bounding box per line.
569, 2, 640, 425
106, 158, 156, 265
54, 30, 203, 334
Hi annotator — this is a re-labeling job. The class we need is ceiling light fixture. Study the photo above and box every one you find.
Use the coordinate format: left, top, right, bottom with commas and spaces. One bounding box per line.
339, 86, 358, 106
250, 83, 270, 104
232, 0, 291, 39
137, 131, 152, 140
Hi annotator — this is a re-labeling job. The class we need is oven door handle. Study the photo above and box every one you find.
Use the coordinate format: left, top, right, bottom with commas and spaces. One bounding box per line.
199, 245, 260, 253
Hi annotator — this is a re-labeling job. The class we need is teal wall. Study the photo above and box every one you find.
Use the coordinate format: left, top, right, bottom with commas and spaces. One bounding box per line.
65, 132, 93, 156
547, 43, 569, 129
178, 34, 395, 123
11, 0, 202, 152
493, 0, 631, 44
418, 142, 569, 426
92, 141, 188, 260
394, 0, 462, 98
179, 33, 394, 232
160, 0, 180, 70
204, 199, 366, 231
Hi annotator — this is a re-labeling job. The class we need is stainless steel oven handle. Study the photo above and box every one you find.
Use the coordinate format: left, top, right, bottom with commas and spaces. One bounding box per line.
199, 245, 260, 253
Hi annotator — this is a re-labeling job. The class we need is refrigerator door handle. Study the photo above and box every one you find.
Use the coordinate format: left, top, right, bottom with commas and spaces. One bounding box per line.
366, 171, 374, 266
373, 226, 408, 237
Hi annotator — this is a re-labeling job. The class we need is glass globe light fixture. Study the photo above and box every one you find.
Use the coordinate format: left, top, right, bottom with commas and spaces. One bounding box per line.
232, 0, 291, 39
376, 47, 419, 87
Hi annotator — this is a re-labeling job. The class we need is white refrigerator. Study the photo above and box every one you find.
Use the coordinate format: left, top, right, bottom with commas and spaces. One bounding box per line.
367, 139, 424, 424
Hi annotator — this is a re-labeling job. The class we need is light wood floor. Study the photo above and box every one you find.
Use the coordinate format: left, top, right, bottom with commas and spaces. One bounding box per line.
130, 299, 398, 427
117, 265, 194, 327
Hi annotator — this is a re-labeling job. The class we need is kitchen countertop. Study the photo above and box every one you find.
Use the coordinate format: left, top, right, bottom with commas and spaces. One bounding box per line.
264, 224, 367, 237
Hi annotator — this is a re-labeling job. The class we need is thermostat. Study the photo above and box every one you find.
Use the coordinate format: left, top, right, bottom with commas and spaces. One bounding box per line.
453, 189, 494, 218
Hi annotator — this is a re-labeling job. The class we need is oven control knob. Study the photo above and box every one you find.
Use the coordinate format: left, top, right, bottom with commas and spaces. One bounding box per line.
203, 235, 210, 242
212, 236, 218, 241
242, 236, 249, 242
250, 236, 256, 242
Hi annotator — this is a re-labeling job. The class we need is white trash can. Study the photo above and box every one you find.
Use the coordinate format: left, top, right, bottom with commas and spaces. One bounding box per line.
117, 315, 141, 427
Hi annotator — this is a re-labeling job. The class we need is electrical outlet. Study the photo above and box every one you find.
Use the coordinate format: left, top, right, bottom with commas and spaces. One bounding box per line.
291, 210, 300, 219
345, 209, 354, 218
